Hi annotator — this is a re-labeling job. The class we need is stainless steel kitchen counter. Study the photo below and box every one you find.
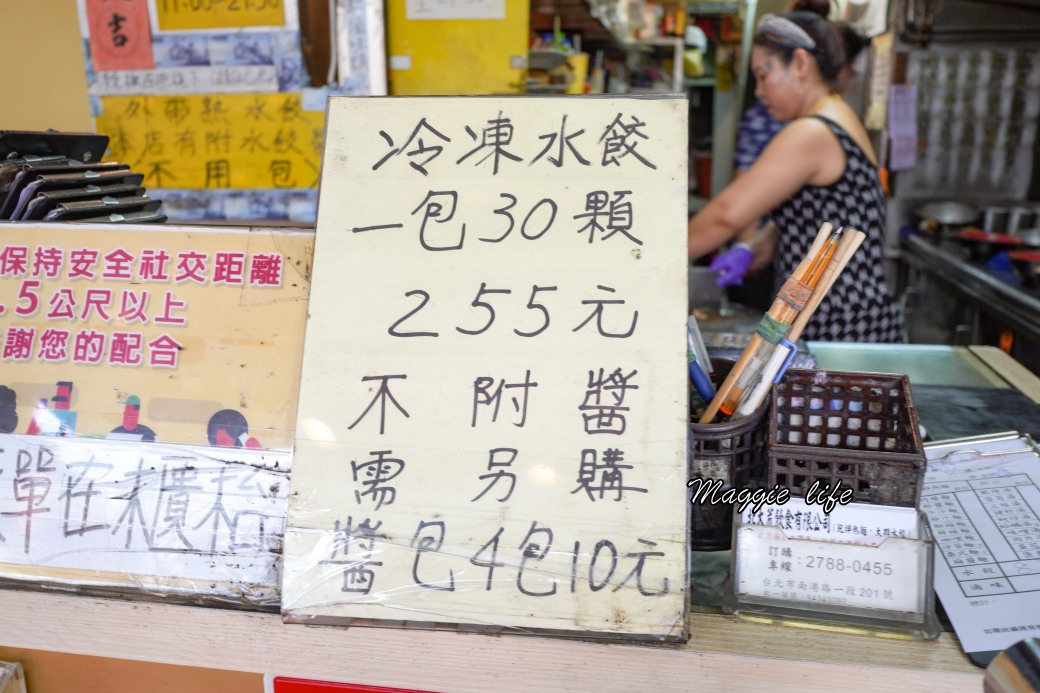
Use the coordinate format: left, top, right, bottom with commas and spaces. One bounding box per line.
806, 342, 1010, 388
901, 234, 1040, 345
806, 342, 1040, 442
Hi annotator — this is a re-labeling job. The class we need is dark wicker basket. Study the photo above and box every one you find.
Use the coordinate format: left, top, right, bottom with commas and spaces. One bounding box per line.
688, 358, 770, 551
767, 369, 925, 507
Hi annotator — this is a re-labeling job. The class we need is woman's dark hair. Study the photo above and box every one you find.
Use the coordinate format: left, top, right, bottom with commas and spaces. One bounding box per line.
753, 11, 846, 87
836, 22, 868, 65
789, 0, 831, 18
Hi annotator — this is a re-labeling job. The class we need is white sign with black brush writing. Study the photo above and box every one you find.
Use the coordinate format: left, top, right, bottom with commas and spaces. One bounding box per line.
283, 95, 690, 639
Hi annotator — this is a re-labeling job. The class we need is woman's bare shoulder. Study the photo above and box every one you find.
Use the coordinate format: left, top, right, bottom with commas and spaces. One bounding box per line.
760, 116, 841, 163
768, 115, 836, 149
812, 104, 879, 164
760, 114, 855, 187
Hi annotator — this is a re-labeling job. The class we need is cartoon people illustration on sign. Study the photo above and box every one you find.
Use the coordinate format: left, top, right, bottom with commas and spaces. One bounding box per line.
0, 385, 17, 434
207, 408, 262, 449
25, 381, 77, 436
9, 387, 266, 446
108, 395, 158, 442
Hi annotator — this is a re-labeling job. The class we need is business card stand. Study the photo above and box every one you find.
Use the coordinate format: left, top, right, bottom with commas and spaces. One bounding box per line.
0, 660, 26, 693
723, 511, 941, 640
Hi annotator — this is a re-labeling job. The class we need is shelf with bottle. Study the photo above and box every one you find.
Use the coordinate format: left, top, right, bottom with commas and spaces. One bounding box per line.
530, 0, 627, 63
686, 75, 717, 87
526, 15, 594, 94
622, 0, 689, 44
625, 35, 685, 92
685, 1, 740, 17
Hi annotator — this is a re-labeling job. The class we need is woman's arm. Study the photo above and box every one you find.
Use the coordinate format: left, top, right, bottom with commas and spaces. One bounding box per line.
738, 220, 778, 272
728, 169, 779, 273
687, 118, 838, 260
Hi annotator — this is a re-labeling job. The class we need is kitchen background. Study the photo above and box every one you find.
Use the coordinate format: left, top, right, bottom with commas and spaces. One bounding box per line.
3, 0, 1040, 371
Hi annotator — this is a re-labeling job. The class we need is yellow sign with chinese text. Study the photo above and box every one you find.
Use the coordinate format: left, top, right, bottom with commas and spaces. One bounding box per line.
155, 0, 286, 31
0, 223, 312, 451
95, 93, 324, 189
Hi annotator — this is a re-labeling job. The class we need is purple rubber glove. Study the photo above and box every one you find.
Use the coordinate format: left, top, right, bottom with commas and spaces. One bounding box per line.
709, 244, 754, 288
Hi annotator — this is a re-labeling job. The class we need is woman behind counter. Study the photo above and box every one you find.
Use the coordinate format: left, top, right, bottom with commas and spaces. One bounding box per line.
688, 11, 906, 343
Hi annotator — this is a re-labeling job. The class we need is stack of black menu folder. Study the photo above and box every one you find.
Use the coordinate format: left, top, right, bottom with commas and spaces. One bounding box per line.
0, 130, 165, 224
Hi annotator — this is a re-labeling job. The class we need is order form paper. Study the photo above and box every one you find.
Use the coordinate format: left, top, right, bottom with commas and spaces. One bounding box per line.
923, 433, 1040, 654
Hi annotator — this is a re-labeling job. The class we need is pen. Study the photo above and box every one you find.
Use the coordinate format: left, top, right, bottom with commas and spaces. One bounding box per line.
687, 315, 713, 374
688, 349, 716, 402
687, 323, 716, 401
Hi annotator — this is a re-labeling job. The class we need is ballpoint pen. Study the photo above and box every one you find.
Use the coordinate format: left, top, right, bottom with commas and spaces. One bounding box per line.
688, 340, 717, 403
699, 223, 843, 424
687, 315, 712, 374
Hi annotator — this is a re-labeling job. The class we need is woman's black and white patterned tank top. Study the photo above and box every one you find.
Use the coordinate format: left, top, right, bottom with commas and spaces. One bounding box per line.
770, 115, 906, 343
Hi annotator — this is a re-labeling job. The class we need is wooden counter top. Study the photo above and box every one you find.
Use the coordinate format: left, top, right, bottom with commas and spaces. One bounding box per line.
0, 588, 982, 692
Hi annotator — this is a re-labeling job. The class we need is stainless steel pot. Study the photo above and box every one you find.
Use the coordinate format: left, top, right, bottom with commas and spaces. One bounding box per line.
916, 201, 980, 226
914, 201, 980, 238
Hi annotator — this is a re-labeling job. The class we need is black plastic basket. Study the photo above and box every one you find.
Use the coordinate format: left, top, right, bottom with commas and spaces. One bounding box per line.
688, 359, 770, 551
768, 369, 925, 507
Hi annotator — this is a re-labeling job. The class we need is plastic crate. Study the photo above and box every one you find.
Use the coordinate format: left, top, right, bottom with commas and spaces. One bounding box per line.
688, 358, 770, 551
767, 369, 925, 507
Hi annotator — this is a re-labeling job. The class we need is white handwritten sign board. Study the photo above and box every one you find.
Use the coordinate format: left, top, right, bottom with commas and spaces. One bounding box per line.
282, 95, 689, 639
0, 434, 290, 606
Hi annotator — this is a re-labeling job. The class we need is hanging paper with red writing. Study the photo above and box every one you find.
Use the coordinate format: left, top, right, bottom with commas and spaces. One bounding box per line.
84, 0, 156, 71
